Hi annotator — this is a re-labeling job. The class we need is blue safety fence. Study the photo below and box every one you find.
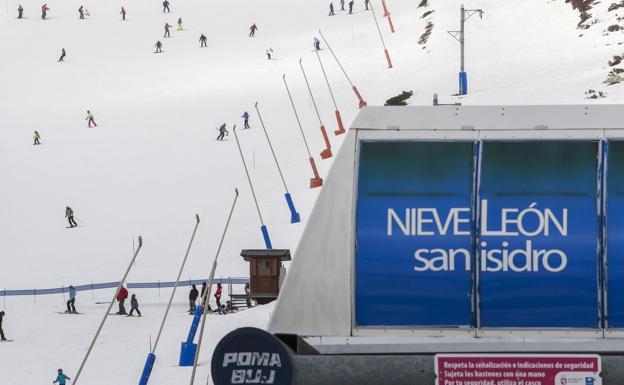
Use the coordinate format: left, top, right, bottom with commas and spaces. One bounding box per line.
1, 278, 249, 297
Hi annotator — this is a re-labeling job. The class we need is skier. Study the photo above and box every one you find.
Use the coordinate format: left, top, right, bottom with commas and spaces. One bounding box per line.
0, 311, 6, 341
340, 0, 345, 11
18, 5, 23, 19
177, 17, 183, 31
189, 284, 198, 313
364, 0, 370, 10
329, 3, 335, 16
164, 22, 172, 37
249, 23, 258, 37
241, 111, 250, 128
120, 6, 126, 20
214, 282, 222, 309
52, 369, 70, 385
314, 37, 321, 50
116, 286, 128, 315
348, 0, 354, 14
41, 3, 49, 19
200, 282, 207, 305
128, 294, 141, 316
86, 110, 97, 127
155, 40, 163, 53
199, 34, 207, 47
58, 48, 66, 62
162, 0, 170, 13
34, 131, 41, 145
216, 123, 228, 140
245, 282, 251, 308
78, 5, 84, 19
65, 206, 78, 228
66, 285, 77, 313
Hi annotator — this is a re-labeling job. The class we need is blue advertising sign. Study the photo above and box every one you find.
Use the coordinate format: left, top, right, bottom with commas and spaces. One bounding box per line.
478, 142, 600, 328
355, 141, 475, 327
607, 141, 624, 328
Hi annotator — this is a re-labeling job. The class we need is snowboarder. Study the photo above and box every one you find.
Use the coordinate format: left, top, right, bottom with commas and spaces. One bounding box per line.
155, 40, 163, 53
177, 17, 183, 31
18, 5, 23, 19
214, 282, 222, 309
189, 284, 198, 312
120, 6, 126, 20
0, 311, 6, 341
58, 48, 66, 62
164, 22, 172, 37
348, 0, 354, 14
364, 0, 370, 10
162, 0, 170, 13
128, 294, 141, 316
65, 206, 78, 228
52, 369, 70, 385
340, 0, 345, 11
41, 3, 49, 19
66, 285, 77, 313
78, 5, 84, 19
216, 123, 228, 140
249, 23, 258, 37
241, 111, 250, 128
86, 110, 97, 127
33, 131, 41, 145
314, 37, 321, 50
199, 34, 207, 47
116, 286, 128, 315
329, 3, 335, 16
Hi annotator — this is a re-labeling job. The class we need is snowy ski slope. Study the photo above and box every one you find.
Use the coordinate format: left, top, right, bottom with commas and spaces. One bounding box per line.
0, 0, 622, 384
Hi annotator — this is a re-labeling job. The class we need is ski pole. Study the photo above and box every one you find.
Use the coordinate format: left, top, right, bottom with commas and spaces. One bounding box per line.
299, 58, 332, 159
190, 188, 239, 385
73, 236, 143, 385
283, 74, 324, 189
255, 101, 301, 223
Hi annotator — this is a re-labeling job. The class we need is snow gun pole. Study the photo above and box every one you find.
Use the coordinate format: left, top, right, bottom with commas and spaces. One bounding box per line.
381, 0, 395, 33
283, 74, 324, 189
138, 215, 200, 385
73, 236, 143, 385
318, 30, 367, 109
370, 1, 393, 68
255, 101, 301, 224
314, 48, 345, 136
189, 188, 239, 385
299, 58, 333, 159
233, 125, 273, 249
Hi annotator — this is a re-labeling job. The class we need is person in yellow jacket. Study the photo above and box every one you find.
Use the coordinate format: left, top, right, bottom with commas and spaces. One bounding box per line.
177, 17, 183, 31
33, 131, 41, 145
86, 110, 97, 127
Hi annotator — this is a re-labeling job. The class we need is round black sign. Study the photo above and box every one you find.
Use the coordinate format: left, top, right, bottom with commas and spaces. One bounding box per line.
211, 327, 293, 385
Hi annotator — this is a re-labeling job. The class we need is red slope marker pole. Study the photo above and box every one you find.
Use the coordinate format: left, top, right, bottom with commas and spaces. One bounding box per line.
283, 74, 324, 189
314, 48, 345, 136
299, 58, 332, 159
319, 30, 367, 109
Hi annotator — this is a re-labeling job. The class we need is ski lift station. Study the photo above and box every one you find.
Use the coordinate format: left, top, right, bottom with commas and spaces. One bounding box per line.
214, 105, 624, 385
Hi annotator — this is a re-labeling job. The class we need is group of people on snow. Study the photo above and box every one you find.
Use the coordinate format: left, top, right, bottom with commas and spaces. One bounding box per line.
329, 0, 368, 15
188, 282, 230, 314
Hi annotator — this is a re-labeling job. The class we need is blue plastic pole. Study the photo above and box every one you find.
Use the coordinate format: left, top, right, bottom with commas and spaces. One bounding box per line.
284, 193, 301, 224
261, 225, 273, 250
138, 353, 156, 385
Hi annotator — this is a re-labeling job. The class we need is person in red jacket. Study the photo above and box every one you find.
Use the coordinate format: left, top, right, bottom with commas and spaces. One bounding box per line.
164, 22, 172, 38
116, 286, 128, 315
214, 283, 222, 309
41, 3, 49, 19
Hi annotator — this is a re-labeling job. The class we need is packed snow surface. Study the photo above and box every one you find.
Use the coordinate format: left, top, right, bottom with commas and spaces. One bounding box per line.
0, 0, 622, 383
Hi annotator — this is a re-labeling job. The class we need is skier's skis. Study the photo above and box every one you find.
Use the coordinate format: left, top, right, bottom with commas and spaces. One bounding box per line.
0, 339, 14, 342
56, 312, 83, 315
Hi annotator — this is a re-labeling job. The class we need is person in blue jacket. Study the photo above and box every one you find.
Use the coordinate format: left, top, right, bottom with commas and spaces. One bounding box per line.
66, 286, 77, 314
241, 111, 250, 129
53, 369, 71, 385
